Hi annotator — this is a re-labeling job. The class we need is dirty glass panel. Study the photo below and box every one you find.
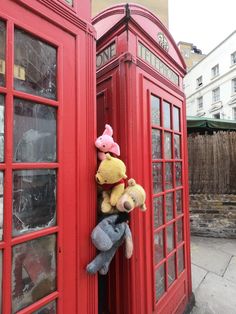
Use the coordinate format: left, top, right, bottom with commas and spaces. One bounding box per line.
174, 134, 181, 159
163, 101, 171, 129
175, 162, 182, 187
154, 196, 163, 228
154, 230, 164, 264
178, 245, 185, 274
165, 162, 173, 190
0, 172, 3, 240
152, 129, 161, 159
176, 190, 183, 215
12, 234, 56, 313
14, 99, 57, 162
152, 163, 163, 193
0, 95, 4, 162
173, 106, 180, 132
33, 301, 56, 314
12, 169, 56, 236
155, 263, 165, 301
164, 132, 172, 159
167, 254, 176, 287
14, 29, 57, 99
166, 192, 173, 222
151, 95, 160, 125
0, 21, 6, 86
167, 224, 174, 253
177, 218, 183, 243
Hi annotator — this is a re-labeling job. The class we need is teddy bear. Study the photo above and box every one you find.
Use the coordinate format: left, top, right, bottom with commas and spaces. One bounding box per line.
86, 179, 146, 275
95, 153, 127, 213
95, 124, 120, 161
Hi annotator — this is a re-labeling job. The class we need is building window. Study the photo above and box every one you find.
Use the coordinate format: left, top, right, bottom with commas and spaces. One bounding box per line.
231, 51, 236, 66
232, 78, 236, 94
213, 113, 220, 119
197, 96, 203, 109
196, 76, 203, 88
212, 87, 220, 103
233, 108, 236, 120
211, 64, 219, 78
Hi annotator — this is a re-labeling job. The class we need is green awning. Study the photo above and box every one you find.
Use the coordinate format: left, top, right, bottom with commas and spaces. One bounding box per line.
187, 116, 236, 131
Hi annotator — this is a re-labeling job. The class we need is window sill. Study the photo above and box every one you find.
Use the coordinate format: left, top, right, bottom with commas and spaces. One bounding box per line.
211, 73, 220, 80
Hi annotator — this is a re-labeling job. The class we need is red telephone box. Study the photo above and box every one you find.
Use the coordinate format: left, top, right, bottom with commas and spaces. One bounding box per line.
93, 4, 193, 314
0, 1, 97, 313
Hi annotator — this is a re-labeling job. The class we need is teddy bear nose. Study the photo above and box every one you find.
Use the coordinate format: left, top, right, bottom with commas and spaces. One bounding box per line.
124, 201, 132, 211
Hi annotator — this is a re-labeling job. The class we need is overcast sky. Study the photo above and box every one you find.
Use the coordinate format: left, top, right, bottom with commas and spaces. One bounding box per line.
169, 0, 236, 54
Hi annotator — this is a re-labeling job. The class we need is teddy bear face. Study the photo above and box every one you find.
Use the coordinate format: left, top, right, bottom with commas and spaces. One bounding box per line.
116, 182, 146, 212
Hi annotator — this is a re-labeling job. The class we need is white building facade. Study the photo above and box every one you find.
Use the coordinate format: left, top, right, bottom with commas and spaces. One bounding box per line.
184, 31, 236, 120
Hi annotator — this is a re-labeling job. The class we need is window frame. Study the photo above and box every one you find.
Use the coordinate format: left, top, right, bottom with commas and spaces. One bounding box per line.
197, 96, 203, 109
232, 78, 236, 95
231, 51, 236, 66
196, 76, 203, 88
211, 64, 219, 78
212, 87, 220, 103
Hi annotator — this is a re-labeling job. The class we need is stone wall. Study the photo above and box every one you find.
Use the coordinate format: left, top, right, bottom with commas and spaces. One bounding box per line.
190, 194, 236, 238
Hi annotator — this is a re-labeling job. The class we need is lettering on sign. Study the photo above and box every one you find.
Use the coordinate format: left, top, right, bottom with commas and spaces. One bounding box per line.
157, 32, 169, 52
0, 59, 26, 81
138, 42, 179, 86
96, 42, 116, 69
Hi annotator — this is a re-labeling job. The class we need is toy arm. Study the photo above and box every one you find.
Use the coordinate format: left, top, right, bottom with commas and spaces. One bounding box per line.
124, 223, 133, 259
110, 183, 125, 206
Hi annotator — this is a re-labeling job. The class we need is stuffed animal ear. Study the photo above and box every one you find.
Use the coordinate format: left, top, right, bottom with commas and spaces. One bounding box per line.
140, 203, 147, 211
128, 178, 136, 186
103, 124, 113, 136
109, 142, 120, 156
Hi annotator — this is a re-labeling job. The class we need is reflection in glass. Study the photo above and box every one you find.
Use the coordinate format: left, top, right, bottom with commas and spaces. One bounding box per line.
165, 162, 173, 190
174, 134, 181, 159
166, 193, 173, 222
152, 129, 161, 159
14, 99, 57, 162
154, 196, 163, 228
0, 21, 6, 86
178, 246, 185, 274
177, 218, 183, 243
152, 163, 162, 193
173, 106, 180, 131
164, 132, 172, 159
13, 169, 56, 236
151, 95, 160, 125
163, 101, 171, 129
154, 231, 164, 264
167, 224, 174, 253
168, 254, 176, 287
155, 264, 165, 301
176, 190, 183, 215
64, 0, 73, 6
0, 172, 3, 240
0, 95, 4, 162
0, 251, 2, 311
12, 235, 56, 313
175, 162, 182, 186
14, 29, 57, 99
33, 301, 56, 314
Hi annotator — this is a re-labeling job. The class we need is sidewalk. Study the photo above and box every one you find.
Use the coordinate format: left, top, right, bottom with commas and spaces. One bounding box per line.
190, 236, 236, 314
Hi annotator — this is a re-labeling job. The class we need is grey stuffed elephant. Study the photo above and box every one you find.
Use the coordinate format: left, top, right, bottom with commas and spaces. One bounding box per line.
86, 214, 133, 275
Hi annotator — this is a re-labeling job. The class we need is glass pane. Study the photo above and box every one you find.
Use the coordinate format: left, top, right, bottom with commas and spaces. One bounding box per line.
164, 132, 172, 159
14, 29, 57, 99
163, 101, 171, 129
168, 254, 176, 287
13, 169, 56, 236
173, 106, 180, 131
176, 190, 183, 215
12, 235, 56, 313
33, 301, 56, 314
152, 163, 163, 193
154, 230, 164, 264
151, 95, 160, 125
0, 250, 2, 311
14, 99, 57, 162
165, 162, 173, 190
174, 134, 181, 159
154, 196, 163, 228
152, 129, 161, 159
166, 192, 173, 222
64, 0, 73, 6
167, 224, 174, 253
0, 21, 6, 86
175, 162, 182, 186
0, 95, 4, 162
177, 218, 183, 243
0, 172, 3, 240
178, 246, 185, 275
155, 264, 165, 301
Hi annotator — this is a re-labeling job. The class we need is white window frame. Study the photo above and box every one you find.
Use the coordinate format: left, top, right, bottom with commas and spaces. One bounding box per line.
212, 87, 220, 103
232, 78, 236, 94
211, 64, 219, 78
197, 96, 203, 109
196, 76, 203, 88
232, 108, 236, 120
231, 51, 236, 66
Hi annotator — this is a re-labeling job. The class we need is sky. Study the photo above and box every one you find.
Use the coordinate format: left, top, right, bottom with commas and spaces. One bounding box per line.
169, 0, 236, 55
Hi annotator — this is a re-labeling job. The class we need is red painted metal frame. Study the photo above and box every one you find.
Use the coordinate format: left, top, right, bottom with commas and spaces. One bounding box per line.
93, 4, 192, 314
0, 1, 97, 313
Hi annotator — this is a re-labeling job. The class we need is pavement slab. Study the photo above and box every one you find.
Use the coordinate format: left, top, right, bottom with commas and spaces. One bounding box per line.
191, 236, 236, 256
191, 264, 207, 292
223, 256, 236, 284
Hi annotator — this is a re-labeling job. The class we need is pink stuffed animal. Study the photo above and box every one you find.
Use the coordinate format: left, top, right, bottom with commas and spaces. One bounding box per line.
95, 124, 120, 160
